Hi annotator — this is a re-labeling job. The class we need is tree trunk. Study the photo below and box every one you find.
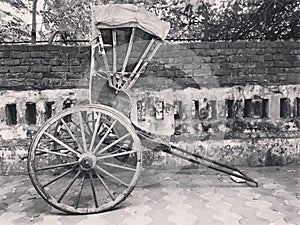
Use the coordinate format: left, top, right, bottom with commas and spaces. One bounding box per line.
31, 0, 38, 44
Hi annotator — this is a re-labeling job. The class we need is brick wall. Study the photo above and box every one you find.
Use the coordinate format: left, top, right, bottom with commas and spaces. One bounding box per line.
1, 41, 299, 90
0, 41, 300, 174
0, 45, 90, 90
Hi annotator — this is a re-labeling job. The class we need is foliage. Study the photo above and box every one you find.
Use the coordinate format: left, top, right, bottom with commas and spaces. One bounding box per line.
211, 0, 300, 41
1, 0, 299, 42
0, 0, 31, 42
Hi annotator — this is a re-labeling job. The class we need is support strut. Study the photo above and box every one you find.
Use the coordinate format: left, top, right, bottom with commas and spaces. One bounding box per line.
168, 144, 258, 187
137, 129, 258, 187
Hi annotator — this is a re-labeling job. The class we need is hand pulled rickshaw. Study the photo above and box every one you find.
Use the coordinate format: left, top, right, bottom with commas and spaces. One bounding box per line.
27, 4, 258, 214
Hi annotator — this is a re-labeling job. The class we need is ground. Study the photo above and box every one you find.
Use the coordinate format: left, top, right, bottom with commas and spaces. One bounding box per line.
0, 166, 299, 225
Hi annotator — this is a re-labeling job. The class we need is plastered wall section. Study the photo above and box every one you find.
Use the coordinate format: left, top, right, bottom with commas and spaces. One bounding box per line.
1, 41, 300, 174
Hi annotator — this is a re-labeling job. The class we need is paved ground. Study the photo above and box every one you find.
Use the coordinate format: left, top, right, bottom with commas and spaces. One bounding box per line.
0, 166, 299, 225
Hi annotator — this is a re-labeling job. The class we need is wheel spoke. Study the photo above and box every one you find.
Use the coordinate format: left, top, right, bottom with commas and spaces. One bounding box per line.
101, 162, 136, 172
89, 112, 102, 152
76, 174, 86, 209
36, 149, 74, 158
79, 112, 88, 152
94, 173, 115, 201
96, 133, 130, 155
28, 105, 142, 214
70, 121, 90, 135
37, 161, 79, 172
97, 150, 136, 160
60, 119, 84, 153
89, 172, 99, 208
93, 120, 117, 154
94, 165, 128, 187
91, 112, 95, 130
42, 168, 75, 188
82, 111, 93, 136
43, 132, 81, 157
58, 170, 81, 203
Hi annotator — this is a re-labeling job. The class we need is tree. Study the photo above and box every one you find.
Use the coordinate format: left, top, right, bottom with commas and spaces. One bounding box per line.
1, 0, 299, 42
0, 0, 31, 42
31, 0, 38, 44
210, 0, 300, 41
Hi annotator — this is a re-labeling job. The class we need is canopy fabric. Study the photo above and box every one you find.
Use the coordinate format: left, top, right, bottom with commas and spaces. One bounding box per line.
92, 4, 170, 40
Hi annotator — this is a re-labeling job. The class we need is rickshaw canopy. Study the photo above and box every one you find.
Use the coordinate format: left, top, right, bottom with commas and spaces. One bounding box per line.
92, 4, 170, 40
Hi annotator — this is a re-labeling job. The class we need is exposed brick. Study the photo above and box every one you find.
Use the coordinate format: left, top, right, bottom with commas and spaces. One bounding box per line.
283, 68, 300, 73
70, 66, 89, 73
27, 72, 44, 79
294, 61, 300, 67
31, 52, 50, 58
211, 56, 229, 63
256, 61, 273, 68
264, 47, 277, 54
273, 61, 292, 67
249, 68, 267, 74
183, 63, 200, 70
31, 65, 51, 73
220, 63, 239, 69
0, 66, 9, 73
264, 54, 274, 61
283, 55, 298, 61
239, 48, 264, 55
230, 55, 248, 62
194, 69, 212, 76
268, 68, 283, 74
79, 58, 91, 65
180, 56, 193, 64
248, 55, 264, 62
43, 72, 67, 79
277, 48, 292, 54
5, 73, 27, 79
21, 59, 42, 65
213, 69, 231, 76
176, 77, 201, 88
217, 49, 237, 55
283, 41, 300, 48
157, 69, 175, 77
62, 58, 80, 66
188, 42, 211, 49
192, 56, 211, 63
0, 46, 12, 51
76, 51, 91, 59
0, 41, 300, 91
180, 49, 194, 57
273, 54, 284, 60
0, 59, 20, 65
42, 59, 63, 65
0, 51, 10, 58
203, 49, 218, 56
66, 72, 82, 79
10, 51, 30, 59
10, 66, 29, 73
210, 42, 228, 49
79, 46, 90, 53
66, 79, 88, 88
174, 70, 187, 78
229, 41, 249, 49
51, 66, 69, 72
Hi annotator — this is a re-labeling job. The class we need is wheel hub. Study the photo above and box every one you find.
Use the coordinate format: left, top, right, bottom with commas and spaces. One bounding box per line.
79, 153, 97, 171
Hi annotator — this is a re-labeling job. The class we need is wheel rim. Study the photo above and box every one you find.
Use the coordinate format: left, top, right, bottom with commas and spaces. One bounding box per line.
28, 104, 142, 214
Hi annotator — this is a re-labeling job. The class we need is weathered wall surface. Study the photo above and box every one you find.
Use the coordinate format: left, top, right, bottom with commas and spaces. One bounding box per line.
0, 41, 300, 174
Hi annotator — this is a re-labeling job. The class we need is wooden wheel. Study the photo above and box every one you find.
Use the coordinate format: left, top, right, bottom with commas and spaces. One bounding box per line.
28, 104, 142, 214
